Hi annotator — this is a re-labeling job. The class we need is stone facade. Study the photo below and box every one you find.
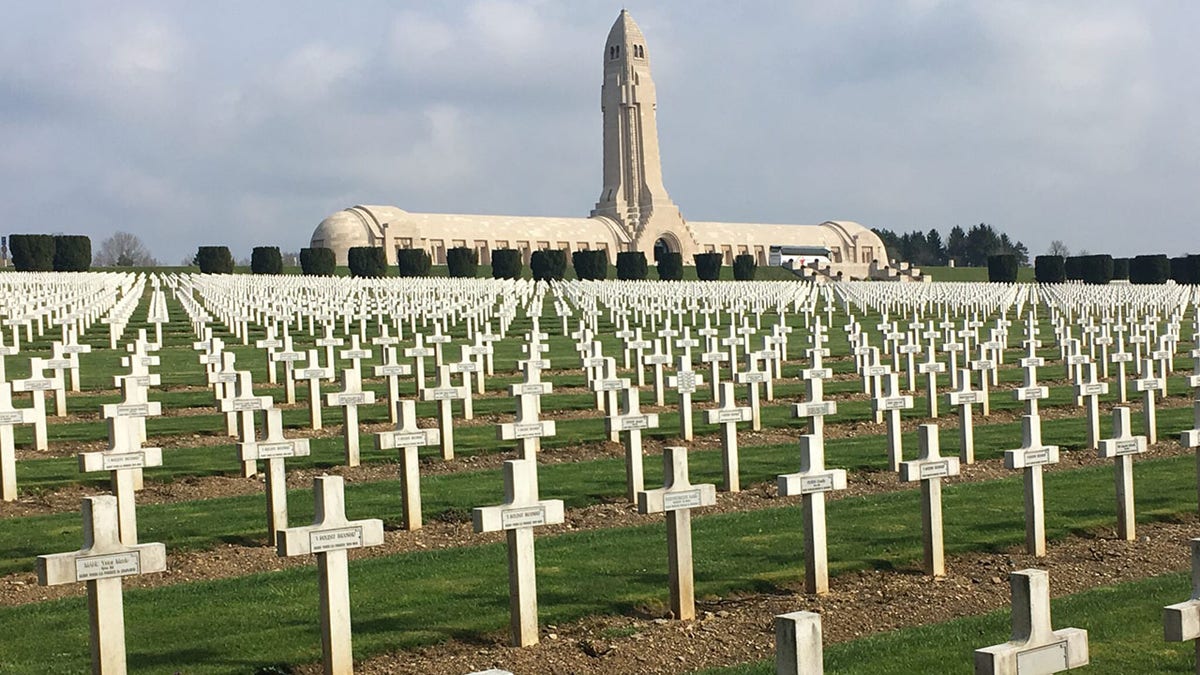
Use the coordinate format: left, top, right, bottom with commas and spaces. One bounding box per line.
311, 11, 899, 280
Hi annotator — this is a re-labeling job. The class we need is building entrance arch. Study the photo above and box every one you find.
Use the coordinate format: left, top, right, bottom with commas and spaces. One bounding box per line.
653, 233, 680, 262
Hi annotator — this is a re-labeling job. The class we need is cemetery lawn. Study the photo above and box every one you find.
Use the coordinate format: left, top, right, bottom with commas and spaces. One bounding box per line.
697, 569, 1194, 674
2, 451, 1199, 673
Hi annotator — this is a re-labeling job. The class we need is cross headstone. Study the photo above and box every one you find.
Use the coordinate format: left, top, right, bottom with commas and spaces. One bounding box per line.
239, 407, 311, 536
607, 386, 660, 502
0, 382, 36, 501
289, 348, 328, 426
315, 323, 345, 379
734, 352, 769, 431
667, 355, 705, 441
373, 338, 412, 425
421, 364, 467, 460
376, 399, 439, 531
255, 324, 284, 385
277, 476, 384, 675
918, 337, 946, 418
778, 434, 847, 595
1164, 538, 1200, 673
448, 345, 480, 420
591, 356, 630, 442
645, 338, 673, 407
405, 332, 436, 394
219, 371, 272, 478
499, 392, 556, 467
86, 400, 165, 544
472, 459, 564, 646
12, 357, 60, 451
899, 424, 959, 577
271, 334, 305, 405
326, 367, 377, 467
1134, 357, 1164, 445
1004, 415, 1060, 557
1075, 362, 1109, 450
874, 372, 914, 472
1097, 406, 1147, 541
37, 495, 167, 675
974, 569, 1089, 674
705, 382, 753, 492
947, 370, 981, 464
636, 446, 717, 621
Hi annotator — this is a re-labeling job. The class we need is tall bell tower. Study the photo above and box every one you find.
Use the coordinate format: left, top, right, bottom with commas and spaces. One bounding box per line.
592, 10, 696, 257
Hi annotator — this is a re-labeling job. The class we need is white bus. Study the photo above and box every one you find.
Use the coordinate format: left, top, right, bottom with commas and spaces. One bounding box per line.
769, 245, 831, 269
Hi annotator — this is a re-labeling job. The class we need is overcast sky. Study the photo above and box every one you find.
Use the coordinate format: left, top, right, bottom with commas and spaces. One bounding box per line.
3, 1, 1196, 264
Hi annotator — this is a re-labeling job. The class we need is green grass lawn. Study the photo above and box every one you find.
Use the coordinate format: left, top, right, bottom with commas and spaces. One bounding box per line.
921, 265, 1037, 283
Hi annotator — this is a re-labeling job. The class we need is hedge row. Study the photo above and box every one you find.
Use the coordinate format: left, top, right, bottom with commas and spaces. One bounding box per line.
251, 246, 283, 275
9, 234, 91, 272
573, 250, 608, 280
300, 248, 336, 276
530, 250, 565, 281
196, 246, 234, 274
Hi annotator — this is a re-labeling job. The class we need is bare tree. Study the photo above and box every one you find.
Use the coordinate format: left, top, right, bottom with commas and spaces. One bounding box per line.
94, 231, 158, 267
1046, 240, 1070, 257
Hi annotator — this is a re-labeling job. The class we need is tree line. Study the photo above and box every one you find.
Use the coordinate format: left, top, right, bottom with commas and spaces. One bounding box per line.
872, 223, 1030, 267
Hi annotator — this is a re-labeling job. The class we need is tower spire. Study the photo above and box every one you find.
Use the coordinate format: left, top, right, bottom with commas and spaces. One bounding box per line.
592, 10, 677, 239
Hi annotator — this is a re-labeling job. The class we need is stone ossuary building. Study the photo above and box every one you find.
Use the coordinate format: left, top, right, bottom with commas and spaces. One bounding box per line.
312, 11, 914, 281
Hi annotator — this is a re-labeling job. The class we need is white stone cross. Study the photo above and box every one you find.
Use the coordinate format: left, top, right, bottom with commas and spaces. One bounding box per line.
376, 399, 439, 531
295, 349, 332, 430
628, 328, 653, 386
1164, 538, 1200, 672
315, 323, 345, 379
208, 351, 241, 437
1004, 414, 1060, 557
705, 382, 752, 492
968, 347, 997, 416
667, 355, 705, 441
12, 357, 60, 450
78, 413, 164, 542
699, 342, 730, 400
778, 434, 847, 595
1097, 406, 1147, 541
1134, 357, 1164, 445
473, 458, 565, 646
636, 446, 717, 621
899, 424, 959, 577
1109, 328, 1133, 403
373, 338, 412, 425
591, 357, 630, 442
675, 326, 700, 365
947, 369, 981, 464
326, 366, 377, 467
1014, 348, 1049, 418
420, 364, 467, 460
220, 370, 273, 477
277, 475, 384, 675
58, 326, 92, 392
1075, 362, 1109, 450
645, 338, 673, 406
45, 342, 78, 413
499, 392, 557, 466
37, 495, 167, 675
271, 334, 306, 405
239, 407, 311, 536
874, 372, 914, 472
0, 382, 35, 501
775, 611, 823, 675
255, 324, 284, 385
918, 336, 947, 418
606, 385, 660, 502
338, 334, 373, 375
974, 569, 1089, 674
615, 319, 636, 368
448, 344, 480, 420
795, 329, 837, 441
404, 332, 436, 394
734, 352, 769, 431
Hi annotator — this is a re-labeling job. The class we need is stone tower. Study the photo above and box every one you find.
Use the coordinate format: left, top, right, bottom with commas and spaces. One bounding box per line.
592, 10, 697, 259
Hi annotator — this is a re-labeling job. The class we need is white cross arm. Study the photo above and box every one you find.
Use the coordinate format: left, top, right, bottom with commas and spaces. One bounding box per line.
326, 391, 377, 407
917, 362, 946, 374
1013, 386, 1049, 402
1097, 436, 1146, 459
510, 382, 553, 396
800, 367, 832, 380
38, 541, 167, 586
1134, 377, 1164, 392
778, 468, 847, 496
473, 499, 565, 533
376, 428, 439, 450
1165, 600, 1200, 642
1188, 375, 1200, 388
0, 407, 37, 426
499, 420, 556, 440
102, 401, 163, 419
208, 371, 239, 384
637, 483, 716, 515
1004, 445, 1060, 469
374, 363, 413, 377
706, 407, 752, 425
1075, 382, 1109, 397
874, 395, 914, 412
794, 401, 837, 418
606, 412, 660, 432
421, 386, 467, 401
115, 373, 162, 388
120, 355, 160, 368
220, 395, 273, 413
79, 447, 164, 473
240, 438, 312, 461
591, 378, 632, 393
899, 456, 960, 482
278, 518, 385, 556
947, 390, 982, 406
1182, 430, 1200, 449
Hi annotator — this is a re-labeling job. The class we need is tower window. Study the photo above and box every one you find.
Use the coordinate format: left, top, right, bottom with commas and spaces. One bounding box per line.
609, 45, 620, 59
